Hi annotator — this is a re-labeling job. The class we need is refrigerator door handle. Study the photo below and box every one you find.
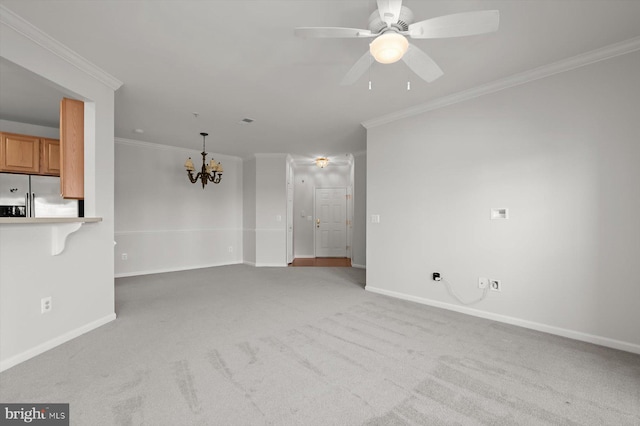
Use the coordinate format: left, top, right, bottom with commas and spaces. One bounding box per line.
31, 193, 35, 217
25, 193, 30, 217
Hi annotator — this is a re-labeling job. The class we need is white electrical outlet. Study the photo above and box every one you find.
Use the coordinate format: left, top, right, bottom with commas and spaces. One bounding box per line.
41, 297, 52, 314
121, 253, 128, 261
490, 279, 502, 292
479, 277, 489, 289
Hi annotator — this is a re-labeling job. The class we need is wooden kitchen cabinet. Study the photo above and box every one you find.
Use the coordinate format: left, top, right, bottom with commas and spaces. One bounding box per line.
0, 133, 61, 176
60, 97, 84, 199
40, 138, 61, 176
0, 132, 40, 174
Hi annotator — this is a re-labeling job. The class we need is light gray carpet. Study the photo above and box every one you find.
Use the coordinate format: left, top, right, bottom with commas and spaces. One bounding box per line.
1, 265, 639, 425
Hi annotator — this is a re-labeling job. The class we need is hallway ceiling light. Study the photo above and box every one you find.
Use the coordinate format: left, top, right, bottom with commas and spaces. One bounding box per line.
316, 157, 329, 168
184, 132, 223, 188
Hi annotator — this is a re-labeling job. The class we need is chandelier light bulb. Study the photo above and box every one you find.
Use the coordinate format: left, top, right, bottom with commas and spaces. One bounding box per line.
370, 32, 409, 64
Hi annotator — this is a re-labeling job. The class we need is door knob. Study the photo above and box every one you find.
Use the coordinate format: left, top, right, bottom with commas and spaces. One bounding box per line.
316, 218, 320, 228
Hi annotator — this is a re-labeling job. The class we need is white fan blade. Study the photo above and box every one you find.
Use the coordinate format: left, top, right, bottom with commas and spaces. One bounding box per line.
409, 10, 499, 39
377, 0, 403, 27
295, 27, 373, 38
402, 44, 443, 83
340, 51, 373, 86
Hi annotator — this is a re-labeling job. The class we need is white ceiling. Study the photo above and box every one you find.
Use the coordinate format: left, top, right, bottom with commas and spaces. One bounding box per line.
2, 0, 640, 159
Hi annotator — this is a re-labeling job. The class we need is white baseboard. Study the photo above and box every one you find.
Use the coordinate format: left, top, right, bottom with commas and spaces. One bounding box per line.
294, 255, 315, 259
0, 313, 117, 372
255, 263, 287, 267
243, 261, 256, 267
115, 260, 243, 278
365, 286, 640, 355
352, 263, 366, 269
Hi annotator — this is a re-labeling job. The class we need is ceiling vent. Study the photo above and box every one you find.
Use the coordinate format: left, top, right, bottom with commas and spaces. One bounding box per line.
240, 118, 254, 124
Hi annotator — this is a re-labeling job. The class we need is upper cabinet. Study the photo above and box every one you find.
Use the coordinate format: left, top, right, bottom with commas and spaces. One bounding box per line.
0, 133, 61, 176
59, 98, 84, 199
0, 132, 40, 174
40, 138, 61, 176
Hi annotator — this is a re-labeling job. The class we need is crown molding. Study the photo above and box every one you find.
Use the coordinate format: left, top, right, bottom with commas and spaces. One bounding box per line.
253, 153, 289, 159
0, 5, 123, 91
362, 36, 640, 129
115, 137, 241, 161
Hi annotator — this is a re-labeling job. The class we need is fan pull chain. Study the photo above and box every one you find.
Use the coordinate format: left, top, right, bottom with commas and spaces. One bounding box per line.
368, 54, 373, 91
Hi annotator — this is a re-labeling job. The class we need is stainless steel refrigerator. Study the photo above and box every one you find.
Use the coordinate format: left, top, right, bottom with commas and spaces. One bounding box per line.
0, 173, 79, 217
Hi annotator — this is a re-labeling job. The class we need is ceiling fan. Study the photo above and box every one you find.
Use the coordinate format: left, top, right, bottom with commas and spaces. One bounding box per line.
295, 0, 499, 85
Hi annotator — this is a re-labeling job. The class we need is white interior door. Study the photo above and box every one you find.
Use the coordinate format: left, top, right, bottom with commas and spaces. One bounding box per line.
315, 188, 347, 257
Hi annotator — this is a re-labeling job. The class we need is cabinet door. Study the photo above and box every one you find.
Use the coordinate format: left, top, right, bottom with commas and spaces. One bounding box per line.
0, 132, 41, 174
40, 138, 61, 176
60, 98, 84, 199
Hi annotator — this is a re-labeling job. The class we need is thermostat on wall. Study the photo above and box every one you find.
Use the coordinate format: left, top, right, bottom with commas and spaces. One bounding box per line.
491, 208, 509, 220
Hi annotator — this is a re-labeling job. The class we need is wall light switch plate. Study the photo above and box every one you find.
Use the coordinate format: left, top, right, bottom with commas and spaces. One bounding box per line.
491, 208, 509, 220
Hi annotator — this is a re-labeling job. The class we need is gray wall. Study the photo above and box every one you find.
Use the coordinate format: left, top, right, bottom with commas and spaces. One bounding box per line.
243, 157, 257, 265
114, 140, 243, 276
0, 119, 59, 138
255, 155, 287, 266
366, 51, 640, 352
352, 152, 366, 268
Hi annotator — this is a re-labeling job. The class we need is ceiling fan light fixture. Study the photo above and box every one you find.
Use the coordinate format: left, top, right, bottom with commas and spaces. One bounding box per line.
370, 32, 409, 64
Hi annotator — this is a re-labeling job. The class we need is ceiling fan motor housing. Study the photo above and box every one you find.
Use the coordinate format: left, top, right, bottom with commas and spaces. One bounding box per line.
368, 6, 414, 33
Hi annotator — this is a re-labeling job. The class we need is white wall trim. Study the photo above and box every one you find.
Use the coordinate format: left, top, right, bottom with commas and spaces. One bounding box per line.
243, 261, 256, 267
0, 313, 116, 373
352, 263, 366, 269
362, 36, 640, 129
0, 5, 123, 91
115, 260, 243, 278
115, 228, 242, 236
294, 255, 315, 259
365, 286, 640, 355
115, 137, 242, 162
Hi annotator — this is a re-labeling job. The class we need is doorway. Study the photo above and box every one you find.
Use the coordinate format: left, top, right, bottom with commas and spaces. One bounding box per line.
314, 187, 347, 257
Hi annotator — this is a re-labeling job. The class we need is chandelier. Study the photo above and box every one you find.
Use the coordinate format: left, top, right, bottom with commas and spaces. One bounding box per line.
184, 132, 223, 188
